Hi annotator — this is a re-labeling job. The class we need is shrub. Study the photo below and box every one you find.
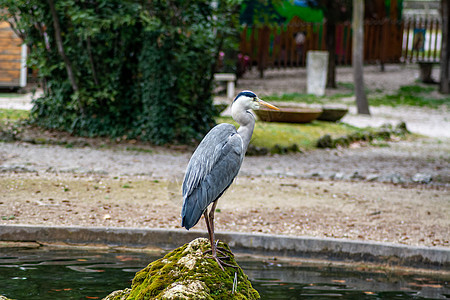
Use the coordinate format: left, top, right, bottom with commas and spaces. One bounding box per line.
1, 0, 239, 144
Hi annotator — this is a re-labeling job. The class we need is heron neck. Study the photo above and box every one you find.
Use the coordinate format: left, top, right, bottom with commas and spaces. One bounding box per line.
232, 107, 255, 154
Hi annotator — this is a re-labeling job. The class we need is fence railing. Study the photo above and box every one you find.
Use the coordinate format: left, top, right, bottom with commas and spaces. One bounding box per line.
239, 17, 441, 73
402, 17, 441, 63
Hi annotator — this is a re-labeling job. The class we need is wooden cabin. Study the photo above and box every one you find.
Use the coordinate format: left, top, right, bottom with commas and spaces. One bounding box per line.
0, 21, 27, 88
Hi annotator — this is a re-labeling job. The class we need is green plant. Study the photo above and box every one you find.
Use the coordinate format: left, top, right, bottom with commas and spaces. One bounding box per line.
1, 0, 240, 144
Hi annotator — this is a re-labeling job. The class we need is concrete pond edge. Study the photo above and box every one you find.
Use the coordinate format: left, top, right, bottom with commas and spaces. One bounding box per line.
0, 224, 448, 270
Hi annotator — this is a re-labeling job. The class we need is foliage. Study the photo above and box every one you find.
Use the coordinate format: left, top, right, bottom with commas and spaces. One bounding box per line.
0, 0, 241, 144
306, 0, 352, 23
240, 0, 285, 25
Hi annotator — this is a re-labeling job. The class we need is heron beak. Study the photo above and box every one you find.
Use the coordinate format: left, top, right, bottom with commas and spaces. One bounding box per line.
258, 98, 279, 110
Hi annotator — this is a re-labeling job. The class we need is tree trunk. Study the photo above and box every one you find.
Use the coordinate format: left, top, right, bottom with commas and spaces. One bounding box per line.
440, 0, 450, 94
47, 0, 79, 92
353, 0, 370, 115
326, 21, 337, 88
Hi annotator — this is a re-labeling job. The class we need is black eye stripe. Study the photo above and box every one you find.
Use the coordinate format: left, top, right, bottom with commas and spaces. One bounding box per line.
233, 91, 257, 102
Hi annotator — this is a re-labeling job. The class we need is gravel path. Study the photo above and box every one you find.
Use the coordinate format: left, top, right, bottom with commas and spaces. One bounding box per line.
1, 137, 449, 185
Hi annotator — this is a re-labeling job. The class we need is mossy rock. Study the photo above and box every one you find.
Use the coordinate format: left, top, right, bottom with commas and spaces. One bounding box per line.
103, 238, 260, 300
316, 134, 333, 148
103, 288, 131, 300
270, 143, 301, 154
246, 144, 269, 156
316, 122, 410, 149
396, 121, 408, 133
373, 129, 391, 140
333, 136, 350, 147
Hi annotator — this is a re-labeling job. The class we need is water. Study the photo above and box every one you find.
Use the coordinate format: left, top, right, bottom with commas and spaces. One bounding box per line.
0, 247, 448, 299
240, 260, 450, 299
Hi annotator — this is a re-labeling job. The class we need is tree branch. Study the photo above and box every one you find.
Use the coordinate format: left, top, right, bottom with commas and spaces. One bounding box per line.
7, 18, 25, 41
47, 0, 79, 92
86, 36, 99, 86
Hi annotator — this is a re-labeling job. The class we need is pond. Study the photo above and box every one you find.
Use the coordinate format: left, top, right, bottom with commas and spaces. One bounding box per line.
0, 246, 448, 299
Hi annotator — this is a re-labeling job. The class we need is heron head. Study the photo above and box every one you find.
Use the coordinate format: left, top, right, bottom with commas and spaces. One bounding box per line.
233, 90, 279, 111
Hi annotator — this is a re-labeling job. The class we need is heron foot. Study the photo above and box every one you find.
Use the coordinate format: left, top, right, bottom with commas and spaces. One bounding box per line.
217, 246, 233, 254
203, 247, 232, 257
206, 254, 238, 271
204, 245, 238, 270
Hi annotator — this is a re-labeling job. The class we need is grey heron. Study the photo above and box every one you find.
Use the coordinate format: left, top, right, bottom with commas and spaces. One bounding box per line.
181, 90, 279, 270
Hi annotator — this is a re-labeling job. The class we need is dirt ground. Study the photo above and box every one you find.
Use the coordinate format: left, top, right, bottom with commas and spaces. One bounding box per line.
0, 64, 449, 248
1, 171, 449, 248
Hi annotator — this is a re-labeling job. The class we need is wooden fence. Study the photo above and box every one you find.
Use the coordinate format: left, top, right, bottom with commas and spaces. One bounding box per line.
239, 17, 441, 73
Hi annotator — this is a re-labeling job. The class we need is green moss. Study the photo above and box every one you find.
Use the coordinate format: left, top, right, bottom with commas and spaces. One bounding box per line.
316, 122, 410, 149
103, 238, 259, 300
103, 288, 131, 300
217, 116, 361, 151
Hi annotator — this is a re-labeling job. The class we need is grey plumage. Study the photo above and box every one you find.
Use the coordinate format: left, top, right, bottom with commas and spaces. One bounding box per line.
181, 123, 243, 229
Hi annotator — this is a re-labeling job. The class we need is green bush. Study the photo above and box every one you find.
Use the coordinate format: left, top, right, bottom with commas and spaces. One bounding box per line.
1, 0, 239, 144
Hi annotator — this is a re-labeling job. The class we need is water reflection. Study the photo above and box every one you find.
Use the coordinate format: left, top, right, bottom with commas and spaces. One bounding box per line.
0, 247, 448, 299
240, 260, 450, 299
0, 247, 152, 299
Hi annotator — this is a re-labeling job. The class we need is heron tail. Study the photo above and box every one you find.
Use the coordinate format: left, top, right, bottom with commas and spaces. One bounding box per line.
181, 185, 207, 230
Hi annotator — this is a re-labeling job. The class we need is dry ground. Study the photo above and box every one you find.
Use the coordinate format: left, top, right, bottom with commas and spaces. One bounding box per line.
1, 172, 449, 248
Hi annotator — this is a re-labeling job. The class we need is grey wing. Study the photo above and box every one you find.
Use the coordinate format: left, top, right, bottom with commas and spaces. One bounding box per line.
181, 123, 243, 230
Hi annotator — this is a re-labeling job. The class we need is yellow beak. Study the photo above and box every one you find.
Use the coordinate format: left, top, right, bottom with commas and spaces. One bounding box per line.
258, 98, 279, 110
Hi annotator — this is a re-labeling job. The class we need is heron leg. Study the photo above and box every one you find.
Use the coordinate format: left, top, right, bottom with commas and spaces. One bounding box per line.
208, 202, 233, 257
208, 201, 218, 245
204, 201, 224, 255
207, 201, 233, 253
203, 208, 225, 271
203, 210, 216, 256
203, 202, 238, 270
